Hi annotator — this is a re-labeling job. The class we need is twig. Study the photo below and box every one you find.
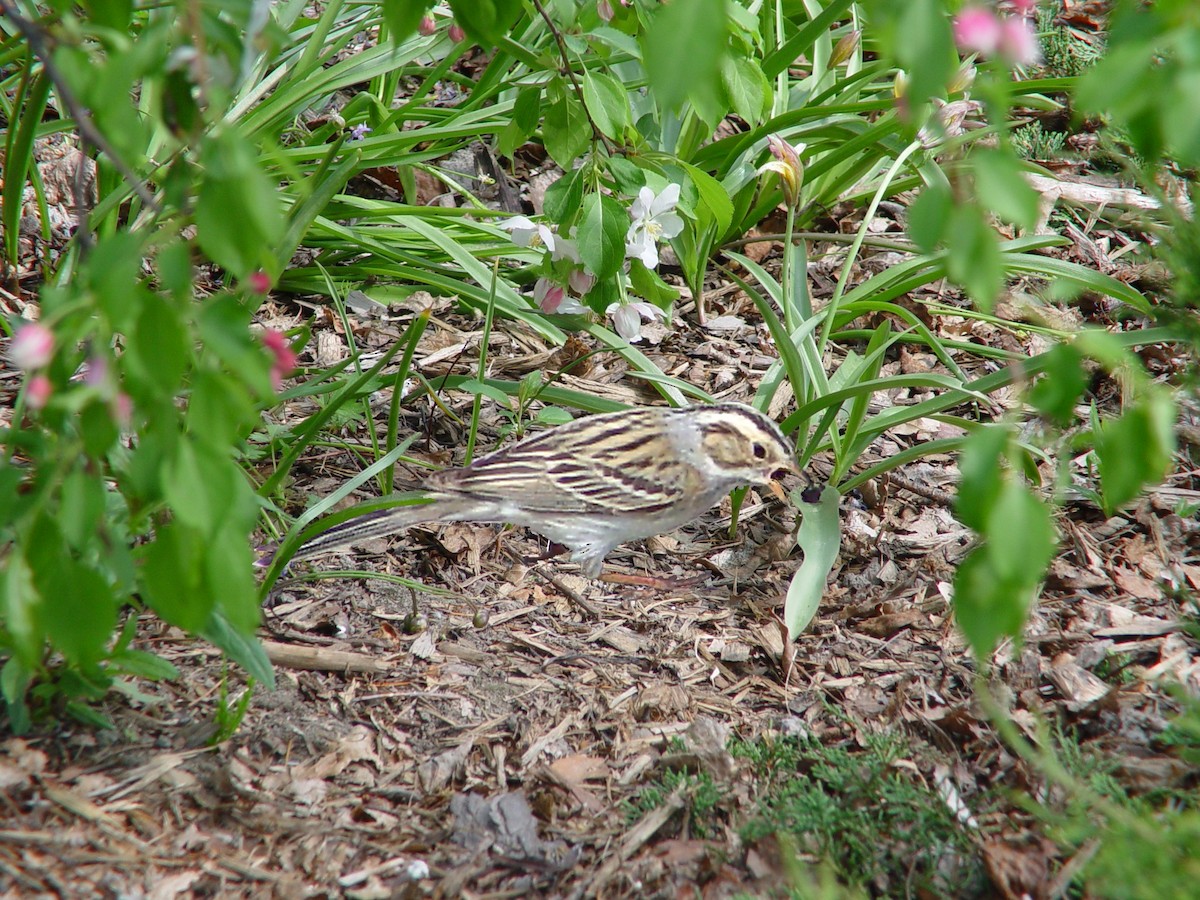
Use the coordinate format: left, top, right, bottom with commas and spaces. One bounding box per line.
0, 0, 162, 220
261, 640, 393, 674
533, 565, 602, 618
527, 0, 617, 155
887, 471, 956, 506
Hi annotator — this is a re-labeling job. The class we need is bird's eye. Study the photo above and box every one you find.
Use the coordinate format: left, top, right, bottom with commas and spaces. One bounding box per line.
752, 442, 767, 460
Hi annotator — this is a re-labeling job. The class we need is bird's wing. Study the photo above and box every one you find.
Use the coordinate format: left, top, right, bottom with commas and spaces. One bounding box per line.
427, 421, 701, 514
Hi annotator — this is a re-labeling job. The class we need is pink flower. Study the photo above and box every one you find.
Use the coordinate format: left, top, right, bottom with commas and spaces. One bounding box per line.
605, 300, 664, 343
998, 15, 1041, 65
26, 374, 52, 410
262, 329, 298, 391
418, 15, 437, 36
954, 7, 1002, 55
534, 278, 565, 313
448, 22, 465, 43
1009, 0, 1038, 14
535, 278, 587, 315
568, 267, 596, 295
597, 0, 614, 21
10, 323, 54, 370
246, 270, 272, 294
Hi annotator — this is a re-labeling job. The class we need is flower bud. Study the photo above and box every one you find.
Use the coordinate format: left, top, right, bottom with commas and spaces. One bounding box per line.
829, 30, 860, 68
948, 62, 977, 95
26, 373, 52, 410
758, 135, 806, 209
10, 322, 54, 370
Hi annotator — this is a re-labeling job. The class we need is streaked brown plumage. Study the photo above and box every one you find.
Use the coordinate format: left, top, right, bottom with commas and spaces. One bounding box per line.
280, 403, 795, 577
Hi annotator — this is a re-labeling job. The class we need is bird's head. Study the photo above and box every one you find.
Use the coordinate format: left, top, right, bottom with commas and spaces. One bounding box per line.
692, 404, 796, 499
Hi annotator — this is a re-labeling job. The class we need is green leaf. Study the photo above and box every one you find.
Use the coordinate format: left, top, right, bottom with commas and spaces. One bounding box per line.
195, 131, 284, 277
642, 0, 727, 111
1028, 342, 1088, 426
629, 259, 681, 309
459, 378, 513, 407
90, 232, 150, 333
543, 87, 591, 168
59, 465, 106, 552
3, 70, 51, 267
681, 162, 733, 236
578, 193, 627, 279
206, 520, 262, 635
607, 156, 647, 195
1, 658, 33, 734
201, 610, 275, 687
42, 561, 117, 667
543, 167, 585, 226
140, 522, 212, 632
188, 370, 258, 450
197, 294, 274, 399
448, 0, 524, 45
885, 0, 955, 107
111, 648, 180, 681
535, 406, 575, 426
79, 398, 120, 459
0, 460, 23, 530
499, 85, 543, 158
66, 701, 115, 730
785, 486, 841, 641
720, 53, 770, 125
984, 481, 1057, 583
582, 71, 632, 142
83, 0, 133, 31
381, 0, 434, 40
907, 180, 951, 253
2, 555, 43, 667
945, 204, 1002, 312
973, 149, 1039, 231
955, 424, 1012, 532
953, 546, 1035, 659
162, 439, 235, 537
1097, 388, 1177, 514
130, 292, 189, 397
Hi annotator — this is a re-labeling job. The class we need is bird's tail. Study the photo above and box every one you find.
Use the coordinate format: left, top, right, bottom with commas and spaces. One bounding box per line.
259, 498, 451, 570
293, 501, 443, 561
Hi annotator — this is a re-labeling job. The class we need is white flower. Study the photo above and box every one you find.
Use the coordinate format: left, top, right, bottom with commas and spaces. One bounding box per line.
550, 234, 582, 264
625, 184, 683, 269
501, 215, 554, 250
606, 300, 664, 343
625, 228, 660, 269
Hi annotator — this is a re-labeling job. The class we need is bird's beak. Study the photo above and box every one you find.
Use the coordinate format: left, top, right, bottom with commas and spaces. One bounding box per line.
766, 460, 797, 502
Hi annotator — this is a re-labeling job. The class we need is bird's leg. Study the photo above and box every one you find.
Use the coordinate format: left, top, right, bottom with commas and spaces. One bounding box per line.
522, 541, 571, 565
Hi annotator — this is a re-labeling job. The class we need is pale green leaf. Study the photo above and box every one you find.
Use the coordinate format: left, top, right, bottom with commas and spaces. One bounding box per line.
785, 486, 840, 641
